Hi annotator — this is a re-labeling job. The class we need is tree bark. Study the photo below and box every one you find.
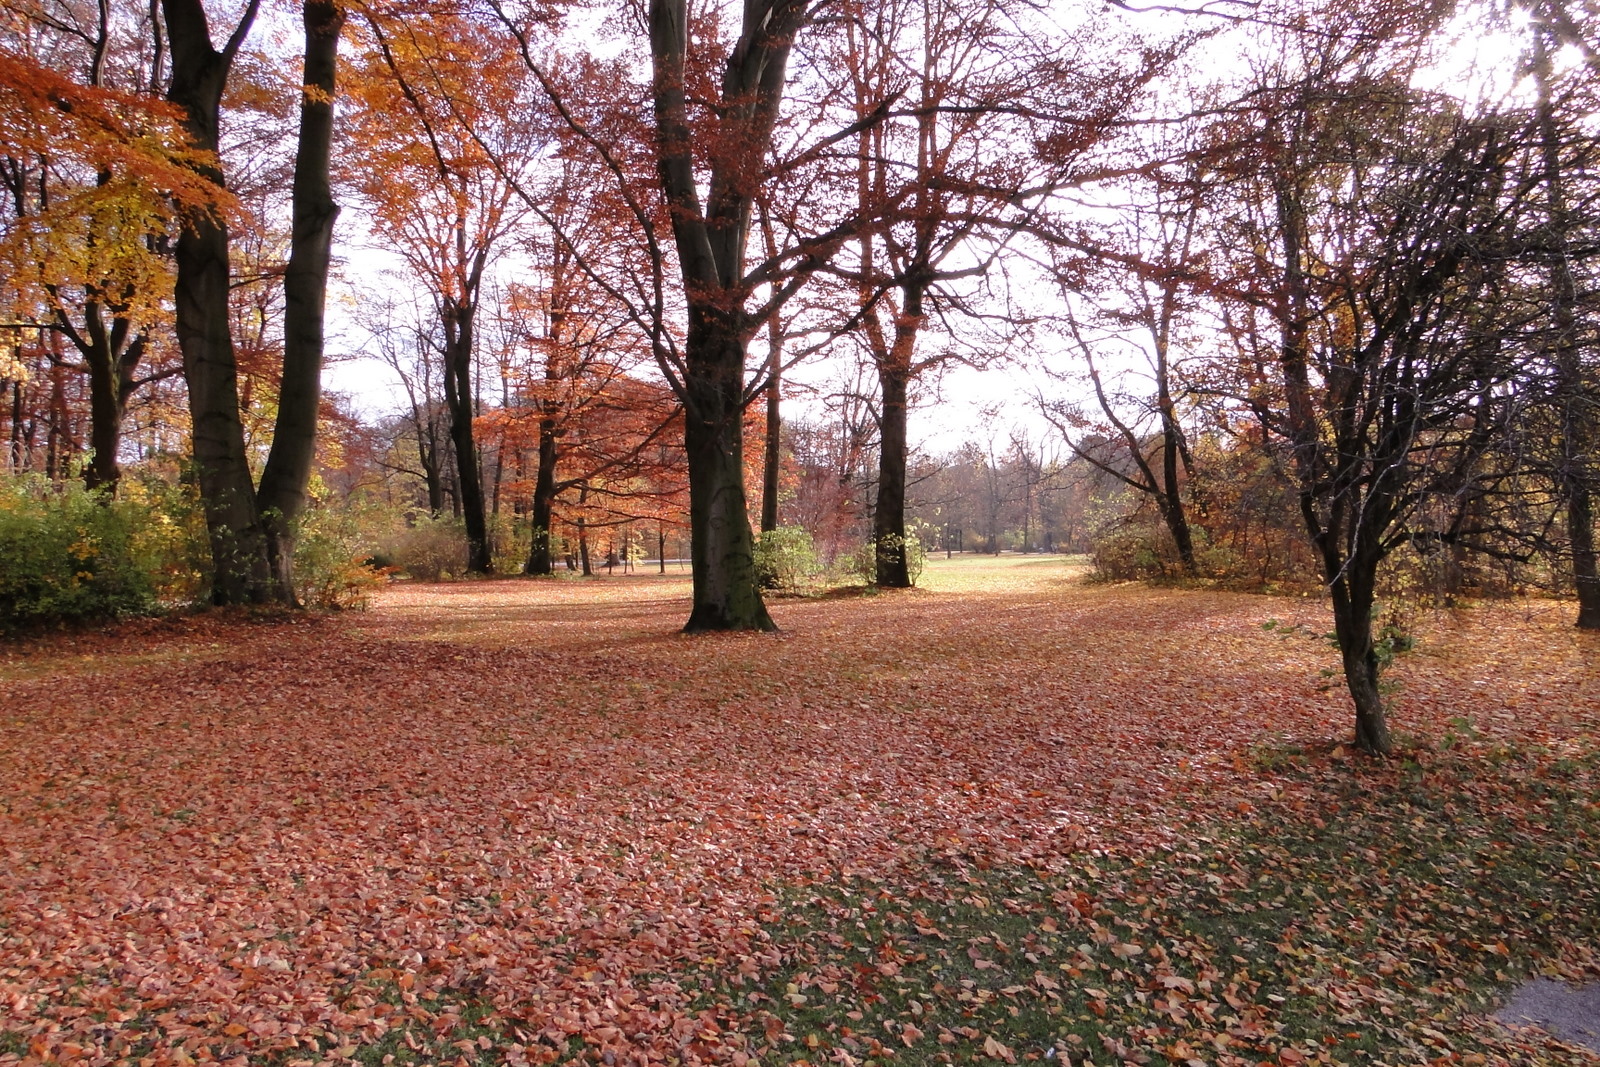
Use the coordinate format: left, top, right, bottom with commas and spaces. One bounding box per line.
163, 0, 270, 604
874, 364, 911, 587
257, 0, 343, 603
442, 298, 492, 574
524, 417, 558, 575
682, 314, 774, 631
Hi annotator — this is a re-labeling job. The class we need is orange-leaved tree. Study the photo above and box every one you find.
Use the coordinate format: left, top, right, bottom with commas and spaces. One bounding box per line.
0, 0, 215, 491
345, 3, 543, 574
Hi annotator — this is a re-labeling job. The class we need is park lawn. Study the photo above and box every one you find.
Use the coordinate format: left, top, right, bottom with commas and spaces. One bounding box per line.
0, 557, 1596, 1067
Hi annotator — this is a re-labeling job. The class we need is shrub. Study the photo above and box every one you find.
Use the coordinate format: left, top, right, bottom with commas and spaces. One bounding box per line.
119, 472, 209, 604
754, 526, 819, 593
1088, 522, 1170, 581
384, 513, 467, 581
849, 526, 929, 587
292, 497, 390, 609
0, 476, 159, 631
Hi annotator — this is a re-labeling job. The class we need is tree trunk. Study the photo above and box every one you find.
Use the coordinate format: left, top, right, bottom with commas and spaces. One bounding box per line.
9, 379, 24, 472
874, 365, 911, 587
1572, 495, 1600, 629
1330, 569, 1391, 755
682, 316, 774, 632
1534, 24, 1600, 630
257, 0, 342, 603
1157, 384, 1196, 576
872, 282, 924, 588
523, 418, 558, 575
442, 301, 491, 574
760, 345, 781, 534
78, 306, 143, 493
1157, 492, 1196, 577
419, 412, 444, 515
163, 0, 270, 604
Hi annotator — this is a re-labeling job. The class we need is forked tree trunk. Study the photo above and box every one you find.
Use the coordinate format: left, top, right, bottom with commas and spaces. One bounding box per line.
78, 308, 144, 494
647, 0, 797, 631
257, 0, 342, 602
163, 0, 271, 604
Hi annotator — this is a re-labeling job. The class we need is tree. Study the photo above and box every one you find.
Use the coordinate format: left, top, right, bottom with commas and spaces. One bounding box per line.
1, 0, 206, 492
256, 0, 343, 600
364, 293, 455, 515
822, 0, 1172, 586
1043, 151, 1212, 576
162, 0, 273, 603
638, 0, 817, 629
1527, 3, 1600, 628
1213, 11, 1534, 754
348, 9, 540, 575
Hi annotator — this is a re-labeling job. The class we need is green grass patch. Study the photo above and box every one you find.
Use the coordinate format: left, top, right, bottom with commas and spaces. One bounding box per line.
687, 742, 1600, 1066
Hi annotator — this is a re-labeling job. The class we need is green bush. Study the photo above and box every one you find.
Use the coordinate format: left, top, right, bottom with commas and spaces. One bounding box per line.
0, 476, 159, 631
849, 526, 929, 587
754, 526, 819, 593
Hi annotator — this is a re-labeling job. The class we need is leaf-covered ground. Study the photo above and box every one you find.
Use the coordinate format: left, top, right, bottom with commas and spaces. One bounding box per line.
0, 557, 1596, 1067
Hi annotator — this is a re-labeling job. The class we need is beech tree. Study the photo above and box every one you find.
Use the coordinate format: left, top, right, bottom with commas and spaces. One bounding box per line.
639, 0, 813, 628
161, 0, 343, 603
1042, 155, 1212, 577
489, 258, 668, 577
256, 0, 343, 599
0, 0, 206, 491
489, 0, 845, 627
162, 0, 274, 602
817, 0, 1175, 586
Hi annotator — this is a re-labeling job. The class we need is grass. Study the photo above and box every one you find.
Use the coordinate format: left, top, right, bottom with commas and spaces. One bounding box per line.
682, 742, 1600, 1067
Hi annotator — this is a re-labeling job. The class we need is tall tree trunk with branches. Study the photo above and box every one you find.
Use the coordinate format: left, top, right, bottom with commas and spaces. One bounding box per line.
163, 0, 273, 604
647, 0, 804, 631
257, 0, 343, 601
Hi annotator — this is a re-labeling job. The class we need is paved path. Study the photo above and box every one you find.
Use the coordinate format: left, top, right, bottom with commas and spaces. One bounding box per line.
1496, 979, 1600, 1053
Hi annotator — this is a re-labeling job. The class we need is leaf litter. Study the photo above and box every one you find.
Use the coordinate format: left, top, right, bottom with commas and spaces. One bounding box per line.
0, 559, 1595, 1066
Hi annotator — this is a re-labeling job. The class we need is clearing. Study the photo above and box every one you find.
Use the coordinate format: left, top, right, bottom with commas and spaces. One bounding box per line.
1, 557, 1596, 1067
